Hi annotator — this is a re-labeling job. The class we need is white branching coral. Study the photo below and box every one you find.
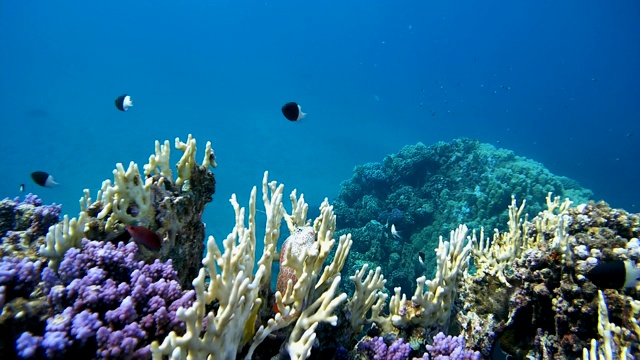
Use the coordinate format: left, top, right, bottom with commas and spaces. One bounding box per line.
95, 134, 214, 232
40, 134, 215, 266
174, 134, 197, 186
39, 213, 88, 270
249, 197, 352, 360
346, 264, 387, 332
151, 171, 351, 360
96, 161, 154, 232
372, 224, 473, 333
144, 139, 173, 179
151, 187, 268, 360
472, 195, 530, 287
472, 193, 573, 287
583, 290, 631, 360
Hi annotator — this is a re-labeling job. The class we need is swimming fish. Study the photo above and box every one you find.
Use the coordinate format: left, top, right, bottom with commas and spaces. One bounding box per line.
586, 260, 640, 289
418, 251, 425, 266
19, 184, 25, 193
31, 171, 59, 188
391, 224, 402, 239
281, 102, 306, 121
125, 225, 162, 251
115, 94, 133, 111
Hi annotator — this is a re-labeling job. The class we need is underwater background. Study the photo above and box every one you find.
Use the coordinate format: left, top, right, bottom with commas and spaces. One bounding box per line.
2, 1, 640, 359
1, 0, 639, 237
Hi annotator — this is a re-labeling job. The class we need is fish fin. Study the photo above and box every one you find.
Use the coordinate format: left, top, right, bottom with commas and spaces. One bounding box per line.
624, 261, 640, 288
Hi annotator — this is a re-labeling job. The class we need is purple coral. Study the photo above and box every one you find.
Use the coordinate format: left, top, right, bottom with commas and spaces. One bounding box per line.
389, 339, 412, 360
357, 337, 411, 360
357, 336, 388, 358
16, 239, 194, 359
0, 194, 61, 244
42, 307, 74, 357
18, 194, 43, 206
29, 201, 62, 237
11, 193, 62, 237
16, 332, 42, 358
71, 310, 102, 344
422, 332, 481, 360
356, 333, 480, 360
0, 256, 43, 300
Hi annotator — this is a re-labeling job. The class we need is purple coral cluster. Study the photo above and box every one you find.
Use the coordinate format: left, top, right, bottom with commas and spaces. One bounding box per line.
16, 239, 194, 359
3, 194, 62, 239
356, 336, 411, 360
0, 256, 43, 306
356, 333, 480, 360
421, 333, 481, 360
18, 193, 44, 206
29, 205, 62, 238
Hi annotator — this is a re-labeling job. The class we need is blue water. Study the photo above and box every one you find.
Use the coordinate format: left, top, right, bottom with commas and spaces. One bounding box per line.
1, 0, 639, 240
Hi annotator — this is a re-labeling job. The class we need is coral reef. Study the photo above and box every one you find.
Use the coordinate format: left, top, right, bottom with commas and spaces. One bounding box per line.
15, 239, 193, 359
0, 194, 61, 259
150, 169, 476, 360
0, 136, 215, 358
0, 256, 48, 357
334, 138, 593, 293
3, 136, 639, 360
41, 135, 216, 287
456, 195, 640, 359
0, 194, 63, 357
151, 172, 353, 360
353, 332, 480, 359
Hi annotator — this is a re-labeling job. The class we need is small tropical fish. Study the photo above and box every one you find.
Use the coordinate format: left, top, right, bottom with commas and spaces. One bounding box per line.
31, 171, 59, 188
418, 251, 425, 266
19, 184, 25, 193
281, 102, 306, 121
114, 94, 133, 111
586, 260, 640, 289
125, 225, 162, 251
391, 224, 402, 239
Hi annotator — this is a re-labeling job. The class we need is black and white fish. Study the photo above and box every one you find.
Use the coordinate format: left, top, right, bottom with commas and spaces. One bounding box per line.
281, 102, 306, 121
31, 171, 59, 188
115, 94, 133, 111
586, 260, 640, 289
418, 251, 425, 266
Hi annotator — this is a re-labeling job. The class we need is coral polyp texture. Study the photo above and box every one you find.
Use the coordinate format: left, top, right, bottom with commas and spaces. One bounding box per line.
1, 137, 638, 360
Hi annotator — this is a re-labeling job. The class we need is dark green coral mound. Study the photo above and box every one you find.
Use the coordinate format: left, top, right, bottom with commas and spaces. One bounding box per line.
334, 138, 593, 291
